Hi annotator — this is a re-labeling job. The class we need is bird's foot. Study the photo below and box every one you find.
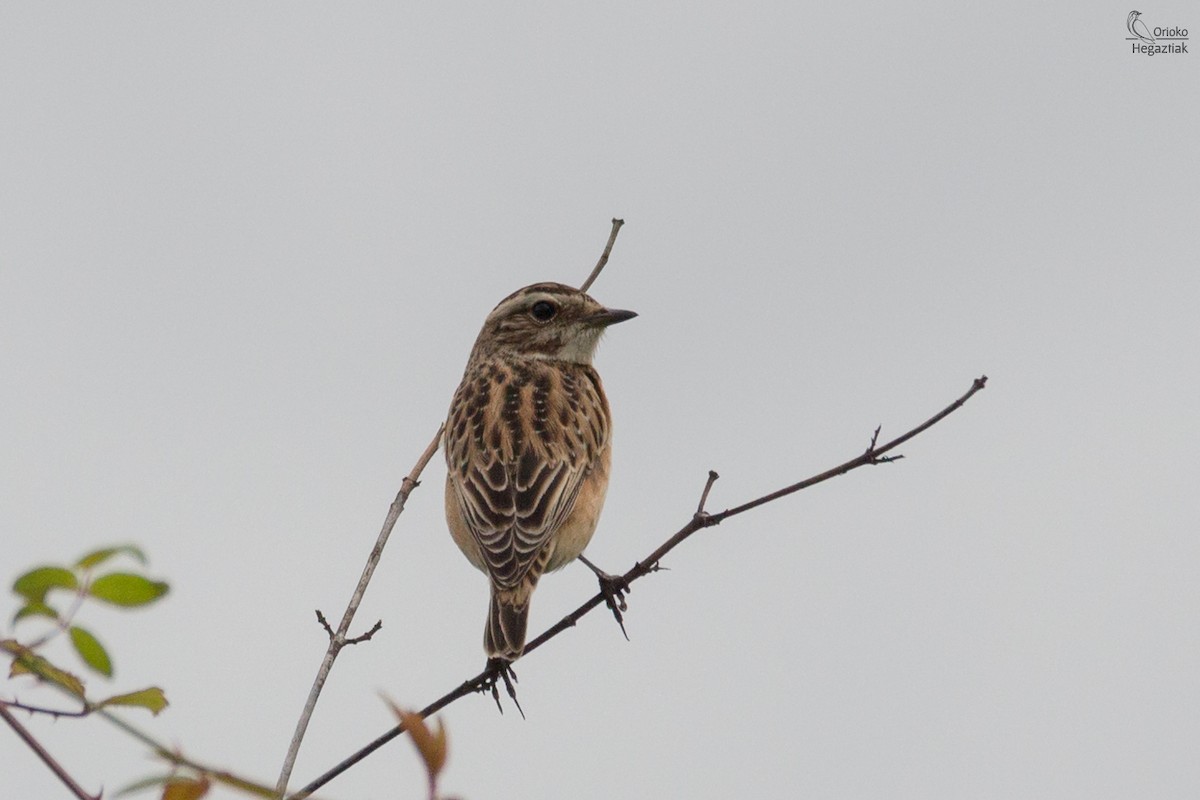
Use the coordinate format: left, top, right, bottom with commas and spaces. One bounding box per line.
578, 555, 630, 641
477, 657, 524, 719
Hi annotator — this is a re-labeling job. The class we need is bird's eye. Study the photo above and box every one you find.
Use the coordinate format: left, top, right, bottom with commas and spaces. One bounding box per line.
530, 300, 557, 322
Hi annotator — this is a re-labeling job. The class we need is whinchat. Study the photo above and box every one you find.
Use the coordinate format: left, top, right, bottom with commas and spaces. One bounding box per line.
444, 282, 635, 661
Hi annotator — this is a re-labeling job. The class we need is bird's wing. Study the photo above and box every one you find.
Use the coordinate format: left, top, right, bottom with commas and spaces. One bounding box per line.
445, 363, 606, 590
452, 443, 589, 588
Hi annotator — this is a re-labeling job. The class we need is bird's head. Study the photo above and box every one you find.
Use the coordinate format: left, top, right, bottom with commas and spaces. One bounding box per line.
470, 282, 636, 365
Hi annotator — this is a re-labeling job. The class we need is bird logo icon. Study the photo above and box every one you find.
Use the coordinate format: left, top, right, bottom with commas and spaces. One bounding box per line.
1127, 10, 1156, 42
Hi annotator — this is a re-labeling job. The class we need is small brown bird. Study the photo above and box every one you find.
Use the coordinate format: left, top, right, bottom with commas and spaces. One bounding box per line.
444, 282, 635, 661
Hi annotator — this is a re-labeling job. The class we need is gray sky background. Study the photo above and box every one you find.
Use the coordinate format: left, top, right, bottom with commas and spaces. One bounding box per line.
3, 3, 1198, 799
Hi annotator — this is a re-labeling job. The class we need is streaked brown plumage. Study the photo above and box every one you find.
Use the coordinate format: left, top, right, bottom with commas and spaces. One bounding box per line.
444, 282, 635, 660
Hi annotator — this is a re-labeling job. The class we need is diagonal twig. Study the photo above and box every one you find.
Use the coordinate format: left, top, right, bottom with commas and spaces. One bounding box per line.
578, 219, 625, 294
0, 702, 101, 800
696, 470, 719, 515
274, 424, 444, 798
288, 375, 988, 799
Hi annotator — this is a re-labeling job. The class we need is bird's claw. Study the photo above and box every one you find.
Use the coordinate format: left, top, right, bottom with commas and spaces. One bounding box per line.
578, 555, 631, 640
598, 573, 631, 641
479, 657, 524, 719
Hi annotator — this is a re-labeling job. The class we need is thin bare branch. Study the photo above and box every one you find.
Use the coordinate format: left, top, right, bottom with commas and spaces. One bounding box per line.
578, 219, 625, 294
712, 375, 986, 521
315, 610, 335, 639
696, 470, 720, 515
289, 375, 988, 799
0, 702, 100, 800
274, 424, 445, 798
342, 620, 383, 646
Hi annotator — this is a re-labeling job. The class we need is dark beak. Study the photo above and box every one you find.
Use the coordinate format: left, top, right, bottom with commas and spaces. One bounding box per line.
589, 307, 638, 327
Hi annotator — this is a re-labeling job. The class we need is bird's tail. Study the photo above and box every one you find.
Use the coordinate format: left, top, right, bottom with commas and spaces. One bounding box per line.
485, 585, 533, 661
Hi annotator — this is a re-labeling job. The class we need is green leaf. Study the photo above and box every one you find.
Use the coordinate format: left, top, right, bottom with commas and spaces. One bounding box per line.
87, 573, 169, 607
69, 625, 113, 677
12, 601, 60, 624
97, 686, 168, 715
76, 544, 147, 570
3, 639, 87, 697
12, 566, 78, 604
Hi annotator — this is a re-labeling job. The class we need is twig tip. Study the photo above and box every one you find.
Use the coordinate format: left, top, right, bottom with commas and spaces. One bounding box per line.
696, 470, 720, 514
315, 609, 335, 639
579, 218, 626, 293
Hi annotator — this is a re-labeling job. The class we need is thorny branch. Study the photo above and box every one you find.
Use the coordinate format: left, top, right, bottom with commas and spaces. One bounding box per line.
1, 698, 90, 719
289, 374, 989, 799
0, 703, 100, 800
